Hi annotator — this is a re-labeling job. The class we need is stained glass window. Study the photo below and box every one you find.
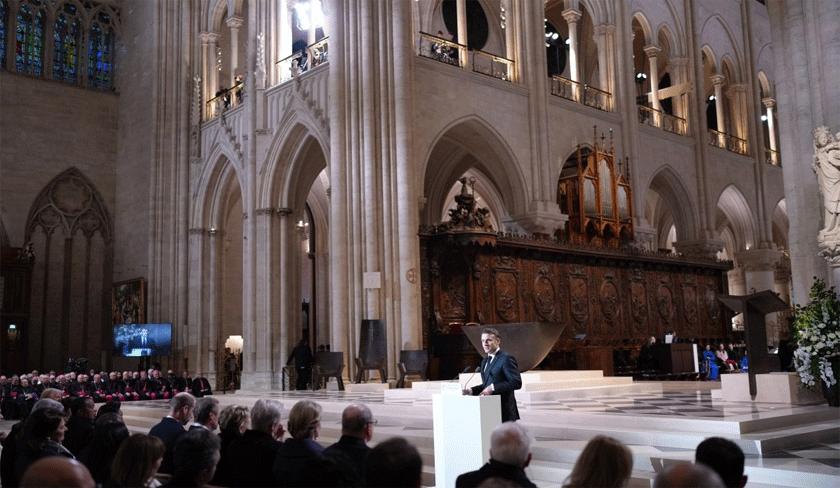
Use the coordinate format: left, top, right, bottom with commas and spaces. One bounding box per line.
87, 11, 115, 90
15, 1, 46, 76
0, 0, 7, 69
53, 3, 82, 83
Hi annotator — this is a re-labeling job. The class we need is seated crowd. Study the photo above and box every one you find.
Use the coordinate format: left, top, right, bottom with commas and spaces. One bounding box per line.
0, 384, 749, 488
0, 369, 213, 420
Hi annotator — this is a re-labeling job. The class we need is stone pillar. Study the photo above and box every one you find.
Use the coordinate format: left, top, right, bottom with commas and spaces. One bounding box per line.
729, 83, 749, 146
206, 228, 221, 382
254, 208, 281, 388
644, 45, 662, 125
278, 0, 292, 82
199, 32, 220, 118
562, 8, 582, 99
226, 16, 245, 86
736, 249, 785, 345
762, 97, 778, 163
186, 228, 207, 378
711, 74, 727, 143
502, 0, 516, 75
456, 0, 468, 68
593, 23, 616, 103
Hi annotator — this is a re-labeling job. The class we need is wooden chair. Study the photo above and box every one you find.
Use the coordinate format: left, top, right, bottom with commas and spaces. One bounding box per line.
396, 350, 429, 388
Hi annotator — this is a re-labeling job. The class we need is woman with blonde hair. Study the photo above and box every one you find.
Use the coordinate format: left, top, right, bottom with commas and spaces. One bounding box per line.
273, 400, 324, 486
563, 435, 633, 488
111, 433, 166, 488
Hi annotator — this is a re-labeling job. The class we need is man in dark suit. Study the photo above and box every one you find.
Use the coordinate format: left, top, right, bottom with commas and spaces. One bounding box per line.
191, 375, 213, 398
148, 392, 195, 474
456, 422, 536, 487
323, 404, 374, 485
463, 327, 522, 422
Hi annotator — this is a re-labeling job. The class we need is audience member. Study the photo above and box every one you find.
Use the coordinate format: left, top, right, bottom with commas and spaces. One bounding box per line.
78, 413, 129, 485
15, 405, 73, 481
323, 403, 374, 485
366, 437, 423, 488
191, 375, 213, 398
695, 437, 748, 488
64, 396, 96, 456
190, 396, 220, 432
96, 399, 123, 420
653, 462, 725, 488
217, 404, 250, 451
164, 428, 221, 488
562, 435, 632, 488
111, 433, 166, 488
148, 392, 195, 474
216, 399, 284, 487
273, 400, 324, 486
20, 457, 94, 488
716, 343, 738, 371
1, 398, 66, 487
457, 422, 536, 488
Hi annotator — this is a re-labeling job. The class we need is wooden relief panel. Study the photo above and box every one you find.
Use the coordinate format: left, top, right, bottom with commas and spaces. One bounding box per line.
533, 265, 557, 322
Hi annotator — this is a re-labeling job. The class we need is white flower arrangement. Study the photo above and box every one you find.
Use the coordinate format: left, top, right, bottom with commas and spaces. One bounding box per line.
793, 279, 840, 388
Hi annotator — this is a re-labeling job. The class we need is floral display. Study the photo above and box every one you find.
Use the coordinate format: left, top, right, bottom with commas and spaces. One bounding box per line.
793, 278, 840, 388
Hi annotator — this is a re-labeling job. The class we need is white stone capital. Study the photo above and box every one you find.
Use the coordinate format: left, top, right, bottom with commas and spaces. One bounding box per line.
710, 74, 726, 86
225, 16, 245, 29
200, 31, 220, 45
643, 45, 661, 59
561, 8, 582, 24
593, 23, 616, 36
762, 97, 776, 109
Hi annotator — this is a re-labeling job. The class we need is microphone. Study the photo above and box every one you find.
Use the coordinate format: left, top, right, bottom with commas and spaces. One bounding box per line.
461, 366, 481, 393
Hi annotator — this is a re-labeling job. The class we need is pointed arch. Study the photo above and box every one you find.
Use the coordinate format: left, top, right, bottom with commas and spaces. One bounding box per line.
643, 165, 699, 243
631, 11, 653, 46
25, 167, 112, 242
699, 15, 742, 79
772, 198, 788, 250
421, 115, 528, 227
192, 145, 245, 228
715, 185, 757, 252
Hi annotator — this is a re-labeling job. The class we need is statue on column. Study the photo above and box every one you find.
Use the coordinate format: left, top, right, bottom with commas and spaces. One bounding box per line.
813, 126, 840, 262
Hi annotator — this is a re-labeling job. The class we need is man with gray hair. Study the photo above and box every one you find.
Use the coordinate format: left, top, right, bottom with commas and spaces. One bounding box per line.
653, 462, 725, 488
215, 399, 284, 487
456, 421, 536, 487
148, 392, 195, 474
190, 396, 221, 432
323, 403, 375, 484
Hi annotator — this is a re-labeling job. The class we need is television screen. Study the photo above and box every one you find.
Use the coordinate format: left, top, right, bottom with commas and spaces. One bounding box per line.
113, 323, 172, 357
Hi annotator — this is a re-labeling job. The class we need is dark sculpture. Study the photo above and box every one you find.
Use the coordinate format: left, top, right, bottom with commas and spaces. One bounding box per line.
462, 322, 565, 372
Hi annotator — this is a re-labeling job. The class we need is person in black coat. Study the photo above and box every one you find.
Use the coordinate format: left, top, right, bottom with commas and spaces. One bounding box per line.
148, 392, 195, 474
456, 422, 536, 488
191, 376, 213, 398
14, 405, 74, 482
463, 327, 523, 422
273, 400, 324, 487
323, 404, 374, 486
216, 399, 284, 487
63, 397, 95, 457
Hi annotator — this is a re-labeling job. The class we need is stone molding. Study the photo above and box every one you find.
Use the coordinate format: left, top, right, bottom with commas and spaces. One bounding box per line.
734, 248, 784, 272
673, 239, 724, 259
561, 8, 582, 24
643, 45, 662, 58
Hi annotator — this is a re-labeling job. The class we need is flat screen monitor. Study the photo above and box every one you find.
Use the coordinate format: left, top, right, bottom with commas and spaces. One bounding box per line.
113, 323, 172, 357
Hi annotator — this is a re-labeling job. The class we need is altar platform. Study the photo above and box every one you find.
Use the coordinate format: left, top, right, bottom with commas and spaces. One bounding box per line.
91, 376, 840, 488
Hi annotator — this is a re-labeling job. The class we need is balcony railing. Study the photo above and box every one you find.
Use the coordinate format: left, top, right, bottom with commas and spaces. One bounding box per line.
472, 49, 513, 82
276, 36, 329, 84
707, 129, 749, 156
417, 31, 463, 68
637, 105, 688, 135
205, 81, 244, 120
550, 75, 612, 112
765, 148, 781, 166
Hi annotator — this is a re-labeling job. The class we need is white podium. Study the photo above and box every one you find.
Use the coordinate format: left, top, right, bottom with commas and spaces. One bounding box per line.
432, 384, 501, 488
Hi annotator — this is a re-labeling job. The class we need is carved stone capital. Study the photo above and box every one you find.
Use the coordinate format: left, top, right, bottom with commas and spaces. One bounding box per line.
561, 8, 582, 24
276, 207, 293, 217
593, 23, 616, 36
762, 97, 776, 109
199, 31, 220, 45
643, 45, 662, 59
710, 74, 726, 86
673, 239, 724, 259
225, 16, 245, 29
734, 248, 784, 272
255, 207, 275, 216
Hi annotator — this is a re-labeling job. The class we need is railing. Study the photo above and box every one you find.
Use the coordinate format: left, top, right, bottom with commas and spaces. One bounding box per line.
276, 36, 330, 85
637, 105, 688, 135
417, 31, 463, 68
707, 129, 749, 156
765, 148, 780, 166
550, 75, 612, 112
472, 49, 513, 82
205, 81, 244, 121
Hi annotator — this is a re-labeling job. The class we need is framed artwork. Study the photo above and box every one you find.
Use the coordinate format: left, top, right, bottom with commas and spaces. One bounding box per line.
112, 278, 145, 325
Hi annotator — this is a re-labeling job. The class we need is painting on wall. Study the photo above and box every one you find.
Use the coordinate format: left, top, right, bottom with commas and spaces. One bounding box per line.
112, 278, 145, 325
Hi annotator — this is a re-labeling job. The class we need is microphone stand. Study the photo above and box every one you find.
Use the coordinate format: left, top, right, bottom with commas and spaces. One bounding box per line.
461, 366, 481, 393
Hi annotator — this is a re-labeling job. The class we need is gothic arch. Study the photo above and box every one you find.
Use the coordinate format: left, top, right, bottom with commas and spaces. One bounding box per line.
261, 117, 329, 211
422, 115, 528, 227
25, 167, 112, 242
631, 12, 653, 46
192, 147, 245, 228
772, 199, 788, 250
699, 15, 742, 77
643, 165, 699, 244
715, 184, 757, 253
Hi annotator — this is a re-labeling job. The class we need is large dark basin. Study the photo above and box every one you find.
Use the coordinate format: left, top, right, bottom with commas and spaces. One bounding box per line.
462, 322, 564, 372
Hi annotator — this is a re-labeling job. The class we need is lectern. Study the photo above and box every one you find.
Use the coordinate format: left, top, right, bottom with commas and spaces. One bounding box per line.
718, 290, 788, 397
433, 384, 501, 488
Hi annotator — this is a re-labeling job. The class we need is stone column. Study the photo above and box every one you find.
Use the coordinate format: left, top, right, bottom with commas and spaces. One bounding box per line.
456, 0, 468, 68
593, 23, 616, 105
562, 8, 582, 99
206, 228, 221, 383
226, 16, 245, 85
762, 97, 778, 164
200, 32, 220, 118
502, 0, 516, 76
278, 0, 292, 82
711, 74, 727, 144
186, 228, 207, 378
729, 83, 749, 148
254, 208, 281, 387
644, 45, 662, 125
